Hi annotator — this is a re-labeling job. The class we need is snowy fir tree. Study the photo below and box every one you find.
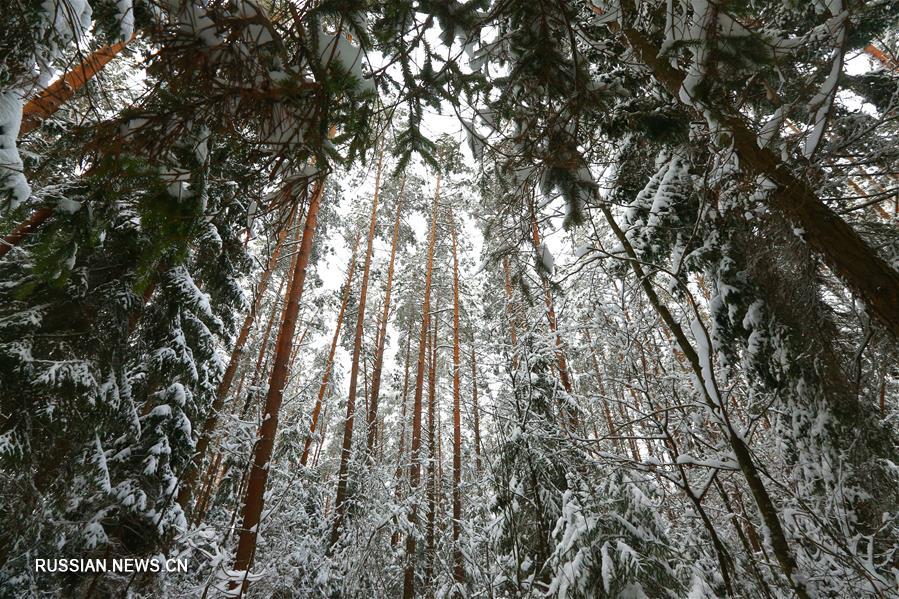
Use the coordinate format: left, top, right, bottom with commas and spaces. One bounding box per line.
1, 1, 898, 597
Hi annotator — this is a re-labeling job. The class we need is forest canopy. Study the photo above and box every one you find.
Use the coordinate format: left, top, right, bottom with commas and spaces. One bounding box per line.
1, 0, 898, 597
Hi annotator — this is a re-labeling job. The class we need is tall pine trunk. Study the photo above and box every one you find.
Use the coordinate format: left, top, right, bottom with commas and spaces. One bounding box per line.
330, 149, 384, 545
238, 273, 287, 419
402, 171, 442, 599
230, 179, 325, 588
178, 210, 295, 511
367, 181, 405, 452
424, 307, 439, 594
300, 230, 362, 466
449, 207, 465, 588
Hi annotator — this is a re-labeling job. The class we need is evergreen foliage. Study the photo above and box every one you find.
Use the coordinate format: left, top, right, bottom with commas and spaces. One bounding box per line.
1, 0, 897, 597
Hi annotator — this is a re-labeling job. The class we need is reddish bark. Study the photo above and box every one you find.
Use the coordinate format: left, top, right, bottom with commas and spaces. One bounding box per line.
424, 307, 439, 591
238, 273, 287, 418
403, 172, 442, 599
0, 207, 53, 259
21, 35, 135, 136
300, 231, 362, 465
231, 179, 324, 587
367, 181, 405, 451
178, 212, 295, 511
330, 150, 383, 545
1, 37, 136, 259
192, 448, 224, 527
864, 44, 898, 71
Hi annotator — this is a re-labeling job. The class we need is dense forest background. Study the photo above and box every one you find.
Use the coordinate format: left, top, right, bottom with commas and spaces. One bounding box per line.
1, 0, 898, 597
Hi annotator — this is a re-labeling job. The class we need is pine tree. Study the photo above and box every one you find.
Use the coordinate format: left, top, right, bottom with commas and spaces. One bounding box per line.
301, 229, 362, 466
448, 205, 465, 590
231, 178, 324, 590
177, 208, 295, 513
403, 170, 441, 599
367, 178, 405, 452
330, 148, 383, 546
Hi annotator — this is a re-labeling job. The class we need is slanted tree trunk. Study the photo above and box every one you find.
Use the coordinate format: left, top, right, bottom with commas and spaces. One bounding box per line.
178, 210, 295, 512
598, 200, 810, 599
367, 181, 406, 452
21, 34, 136, 136
230, 178, 325, 589
863, 44, 898, 71
0, 207, 54, 259
449, 207, 465, 588
330, 149, 384, 546
300, 230, 362, 465
1, 35, 136, 259
596, 1, 899, 338
403, 171, 442, 599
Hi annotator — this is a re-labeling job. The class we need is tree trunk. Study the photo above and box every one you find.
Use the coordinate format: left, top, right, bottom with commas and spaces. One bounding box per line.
178, 210, 295, 512
449, 208, 465, 588
0, 36, 136, 259
529, 207, 576, 428
470, 342, 482, 473
600, 2, 899, 338
239, 216, 305, 421
300, 231, 362, 465
0, 207, 54, 259
192, 448, 224, 527
367, 180, 406, 452
501, 256, 520, 368
403, 172, 442, 599
230, 179, 325, 589
598, 201, 810, 599
425, 307, 439, 595
583, 328, 622, 453
238, 274, 286, 419
330, 149, 384, 546
21, 34, 135, 136
863, 44, 898, 71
